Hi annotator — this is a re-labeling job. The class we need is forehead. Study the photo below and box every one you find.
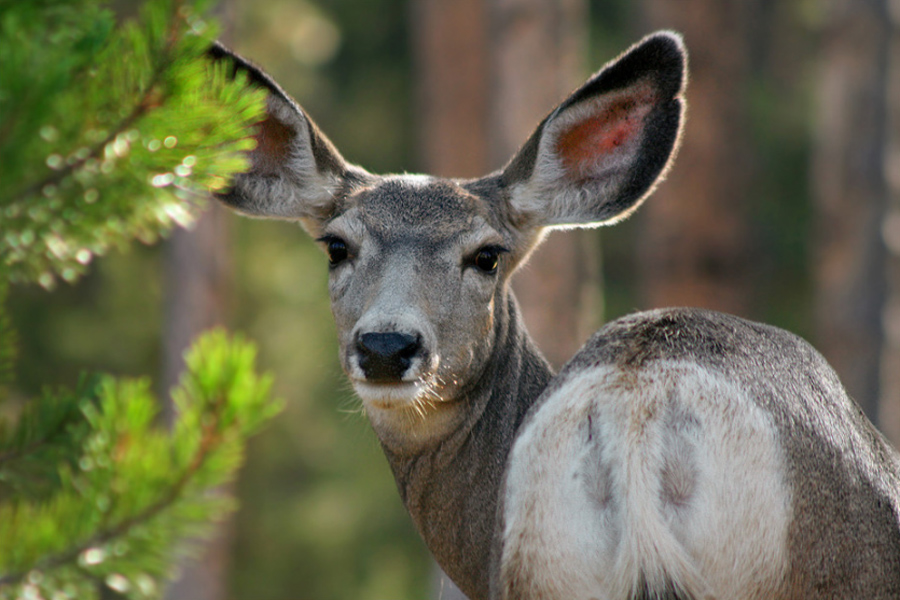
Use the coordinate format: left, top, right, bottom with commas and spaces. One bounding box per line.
336, 176, 497, 243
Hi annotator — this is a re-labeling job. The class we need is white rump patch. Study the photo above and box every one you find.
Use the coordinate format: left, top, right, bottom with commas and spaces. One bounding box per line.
499, 361, 792, 599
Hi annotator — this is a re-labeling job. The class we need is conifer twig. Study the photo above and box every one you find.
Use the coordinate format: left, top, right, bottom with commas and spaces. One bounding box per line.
6, 0, 187, 205
0, 394, 227, 589
0, 404, 81, 467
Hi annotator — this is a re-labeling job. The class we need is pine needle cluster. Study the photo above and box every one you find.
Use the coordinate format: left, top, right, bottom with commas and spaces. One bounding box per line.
0, 1, 283, 598
0, 0, 265, 286
0, 333, 281, 600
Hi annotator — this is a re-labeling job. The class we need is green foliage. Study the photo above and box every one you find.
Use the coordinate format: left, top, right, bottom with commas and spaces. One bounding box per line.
0, 0, 281, 598
0, 0, 265, 287
0, 331, 281, 600
0, 376, 96, 500
0, 281, 14, 391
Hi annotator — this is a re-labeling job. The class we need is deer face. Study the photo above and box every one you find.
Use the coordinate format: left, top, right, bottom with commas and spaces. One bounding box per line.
319, 176, 515, 447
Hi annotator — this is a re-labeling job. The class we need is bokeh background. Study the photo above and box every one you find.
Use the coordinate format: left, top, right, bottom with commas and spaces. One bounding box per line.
7, 0, 900, 598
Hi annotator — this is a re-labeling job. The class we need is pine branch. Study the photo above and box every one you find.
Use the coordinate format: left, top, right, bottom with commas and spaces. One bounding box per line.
0, 377, 99, 500
0, 390, 221, 588
0, 0, 265, 286
5, 0, 183, 205
0, 332, 281, 598
0, 280, 14, 390
0, 1, 276, 597
8, 88, 156, 207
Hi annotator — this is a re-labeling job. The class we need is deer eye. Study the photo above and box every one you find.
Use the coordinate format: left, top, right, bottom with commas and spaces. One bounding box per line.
318, 235, 350, 267
470, 245, 508, 275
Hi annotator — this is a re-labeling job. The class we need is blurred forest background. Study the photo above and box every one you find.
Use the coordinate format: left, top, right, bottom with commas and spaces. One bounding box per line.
6, 0, 900, 599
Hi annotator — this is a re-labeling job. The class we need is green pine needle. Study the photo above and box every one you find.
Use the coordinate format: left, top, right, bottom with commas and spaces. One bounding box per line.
0, 330, 282, 599
0, 0, 265, 287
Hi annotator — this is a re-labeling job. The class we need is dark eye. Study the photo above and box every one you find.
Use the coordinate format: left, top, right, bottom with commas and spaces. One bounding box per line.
471, 246, 507, 275
318, 236, 350, 267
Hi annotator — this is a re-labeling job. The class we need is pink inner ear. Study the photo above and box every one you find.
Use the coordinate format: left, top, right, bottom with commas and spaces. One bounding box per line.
555, 88, 656, 178
252, 113, 294, 175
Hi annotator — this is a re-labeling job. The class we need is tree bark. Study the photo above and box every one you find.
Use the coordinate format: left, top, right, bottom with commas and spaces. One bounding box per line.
812, 0, 890, 424
161, 203, 233, 600
410, 0, 489, 178
637, 0, 757, 316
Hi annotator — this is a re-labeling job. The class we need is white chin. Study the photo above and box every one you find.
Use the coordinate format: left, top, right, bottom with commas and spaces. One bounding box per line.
351, 380, 426, 410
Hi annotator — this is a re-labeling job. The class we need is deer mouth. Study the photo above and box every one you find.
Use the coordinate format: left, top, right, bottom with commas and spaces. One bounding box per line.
351, 374, 456, 413
353, 380, 421, 407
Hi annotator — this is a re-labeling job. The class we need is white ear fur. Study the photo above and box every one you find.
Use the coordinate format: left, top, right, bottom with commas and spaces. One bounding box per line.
228, 95, 345, 222
209, 43, 363, 229
502, 31, 686, 231
511, 80, 661, 228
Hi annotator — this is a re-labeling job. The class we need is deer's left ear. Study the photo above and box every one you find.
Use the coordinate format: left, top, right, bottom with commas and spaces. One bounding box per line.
502, 31, 686, 229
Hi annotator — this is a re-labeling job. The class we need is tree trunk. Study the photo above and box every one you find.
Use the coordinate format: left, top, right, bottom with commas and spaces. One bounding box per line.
487, 0, 598, 370
637, 0, 757, 316
880, 5, 900, 447
811, 0, 890, 424
410, 0, 489, 178
161, 203, 233, 600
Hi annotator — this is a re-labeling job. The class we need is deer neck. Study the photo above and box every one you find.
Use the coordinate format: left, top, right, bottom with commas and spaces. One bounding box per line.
379, 290, 553, 600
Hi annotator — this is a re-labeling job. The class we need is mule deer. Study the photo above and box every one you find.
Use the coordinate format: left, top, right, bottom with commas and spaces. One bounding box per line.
209, 32, 900, 600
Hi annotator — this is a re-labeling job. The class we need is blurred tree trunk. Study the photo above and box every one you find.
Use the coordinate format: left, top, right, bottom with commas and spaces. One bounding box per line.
161, 203, 233, 600
880, 5, 900, 446
412, 0, 592, 597
162, 5, 235, 600
637, 0, 757, 316
410, 0, 489, 178
811, 0, 890, 424
487, 0, 599, 370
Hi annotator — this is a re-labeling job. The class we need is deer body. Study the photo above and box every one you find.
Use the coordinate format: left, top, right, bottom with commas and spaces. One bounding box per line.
210, 33, 900, 600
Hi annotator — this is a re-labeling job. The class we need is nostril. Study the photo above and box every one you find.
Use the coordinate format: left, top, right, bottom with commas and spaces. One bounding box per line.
398, 336, 421, 360
356, 332, 422, 382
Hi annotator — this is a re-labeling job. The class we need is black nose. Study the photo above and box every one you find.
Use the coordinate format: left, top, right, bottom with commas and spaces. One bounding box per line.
356, 332, 421, 382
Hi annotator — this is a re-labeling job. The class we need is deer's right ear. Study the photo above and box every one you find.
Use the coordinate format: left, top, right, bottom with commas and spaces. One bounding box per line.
501, 31, 686, 230
207, 42, 366, 232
